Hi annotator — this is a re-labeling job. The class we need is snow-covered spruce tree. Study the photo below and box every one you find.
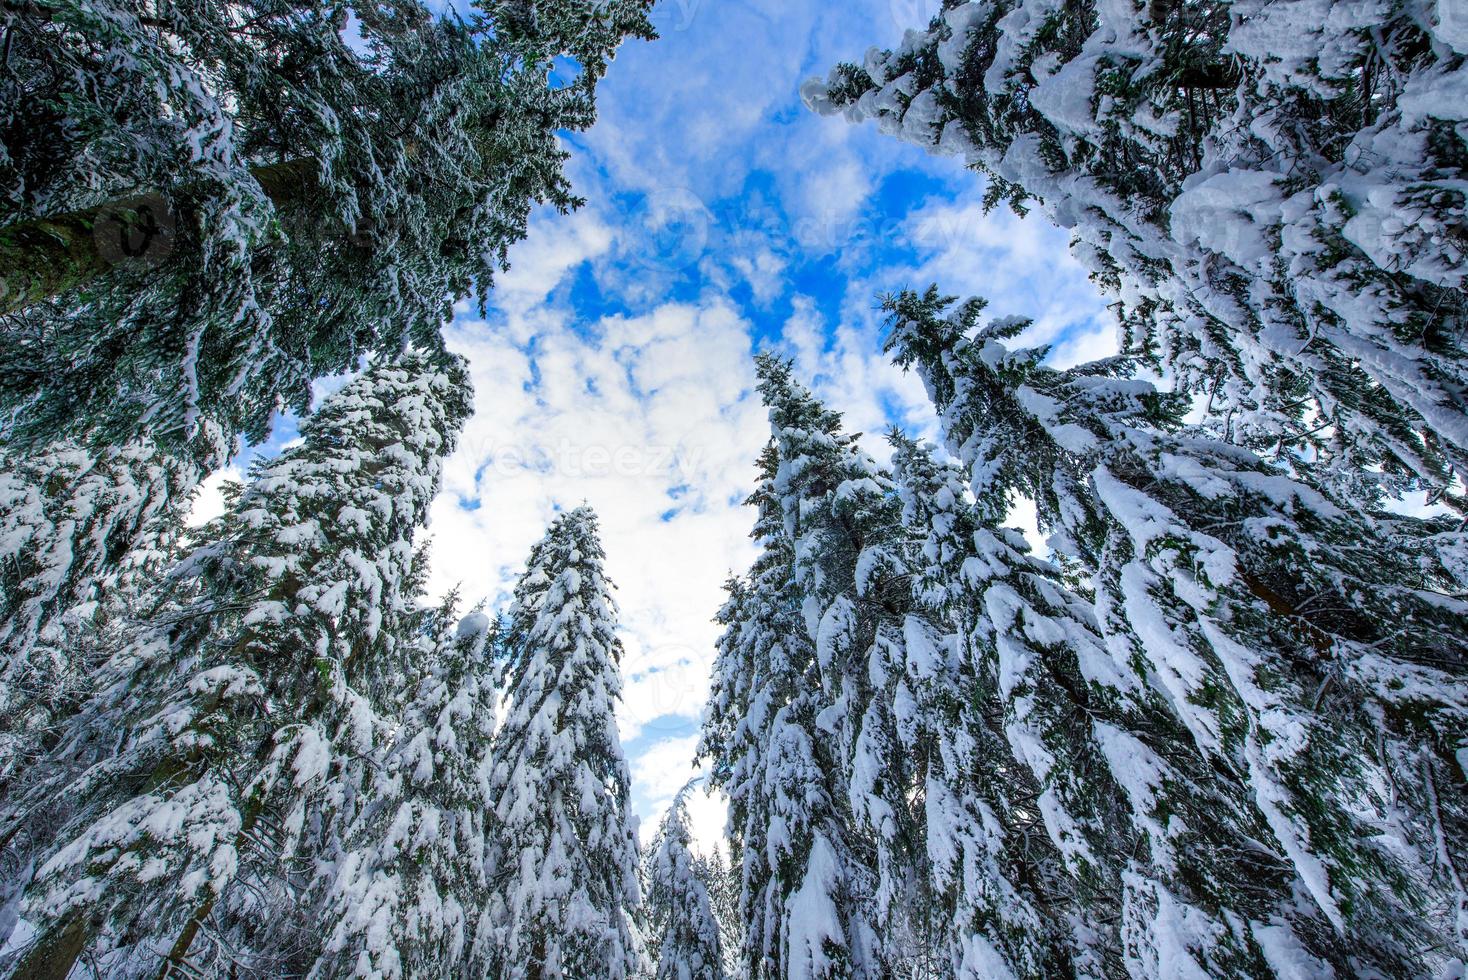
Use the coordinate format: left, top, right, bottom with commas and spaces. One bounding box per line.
698, 443, 881, 980
478, 506, 643, 980
0, 456, 196, 956
0, 0, 654, 485
887, 430, 1109, 977
307, 592, 497, 980
0, 433, 207, 749
886, 285, 1468, 973
0, 520, 185, 957
806, 0, 1468, 510
891, 423, 1350, 975
2, 351, 472, 979
0, 0, 653, 799
695, 837, 745, 977
646, 785, 725, 980
754, 356, 938, 972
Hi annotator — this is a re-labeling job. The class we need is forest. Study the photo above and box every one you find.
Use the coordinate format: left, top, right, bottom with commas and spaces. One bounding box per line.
0, 0, 1465, 976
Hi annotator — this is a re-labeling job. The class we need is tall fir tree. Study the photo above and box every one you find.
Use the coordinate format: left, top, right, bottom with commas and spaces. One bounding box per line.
646, 785, 726, 980
0, 0, 656, 711
695, 827, 745, 978
0, 436, 201, 686
699, 443, 881, 980
0, 434, 201, 792
755, 355, 934, 973
885, 285, 1468, 974
806, 0, 1468, 511
307, 593, 497, 980
887, 431, 1101, 978
1, 0, 656, 458
0, 350, 471, 979
478, 506, 643, 980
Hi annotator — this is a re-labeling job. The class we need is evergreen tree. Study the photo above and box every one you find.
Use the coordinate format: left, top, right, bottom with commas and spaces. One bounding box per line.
698, 443, 880, 980
0, 0, 655, 462
887, 431, 1101, 978
806, 0, 1468, 510
695, 837, 745, 978
0, 1, 655, 686
307, 593, 497, 980
885, 285, 1468, 973
0, 435, 203, 744
478, 506, 643, 980
1, 350, 471, 978
754, 356, 930, 973
646, 785, 725, 980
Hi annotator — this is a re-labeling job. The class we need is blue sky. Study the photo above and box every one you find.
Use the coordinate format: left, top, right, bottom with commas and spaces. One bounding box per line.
195, 0, 1116, 850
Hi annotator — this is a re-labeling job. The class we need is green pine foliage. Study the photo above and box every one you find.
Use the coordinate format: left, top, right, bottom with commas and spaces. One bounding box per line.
885, 285, 1468, 974
698, 442, 880, 979
0, 0, 654, 460
1, 350, 471, 977
307, 593, 497, 979
646, 784, 726, 980
806, 0, 1468, 512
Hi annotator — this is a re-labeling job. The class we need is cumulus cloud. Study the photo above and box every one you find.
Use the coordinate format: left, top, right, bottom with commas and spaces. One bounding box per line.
186, 465, 244, 527
428, 296, 766, 752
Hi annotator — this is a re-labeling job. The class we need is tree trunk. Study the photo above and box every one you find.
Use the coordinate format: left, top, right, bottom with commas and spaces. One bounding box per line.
0, 158, 317, 316
151, 791, 269, 978
9, 913, 90, 980
155, 894, 217, 980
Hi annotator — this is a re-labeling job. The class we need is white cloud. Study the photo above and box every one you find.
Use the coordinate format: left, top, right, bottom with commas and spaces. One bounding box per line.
429, 295, 766, 771
422, 0, 1115, 845
886, 198, 1117, 356
631, 736, 729, 859
630, 733, 703, 809
776, 295, 938, 464
186, 465, 243, 527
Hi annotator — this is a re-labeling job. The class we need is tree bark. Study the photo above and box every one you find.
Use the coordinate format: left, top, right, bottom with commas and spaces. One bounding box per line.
0, 158, 317, 316
9, 913, 90, 980
155, 894, 217, 980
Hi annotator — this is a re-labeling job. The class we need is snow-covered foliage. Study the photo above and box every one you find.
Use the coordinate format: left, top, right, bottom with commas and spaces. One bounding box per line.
888, 431, 1102, 978
646, 785, 726, 980
0, 0, 655, 466
699, 440, 881, 980
479, 506, 644, 980
0, 434, 200, 779
807, 0, 1468, 511
0, 351, 472, 977
754, 355, 930, 974
308, 594, 497, 980
885, 285, 1468, 974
